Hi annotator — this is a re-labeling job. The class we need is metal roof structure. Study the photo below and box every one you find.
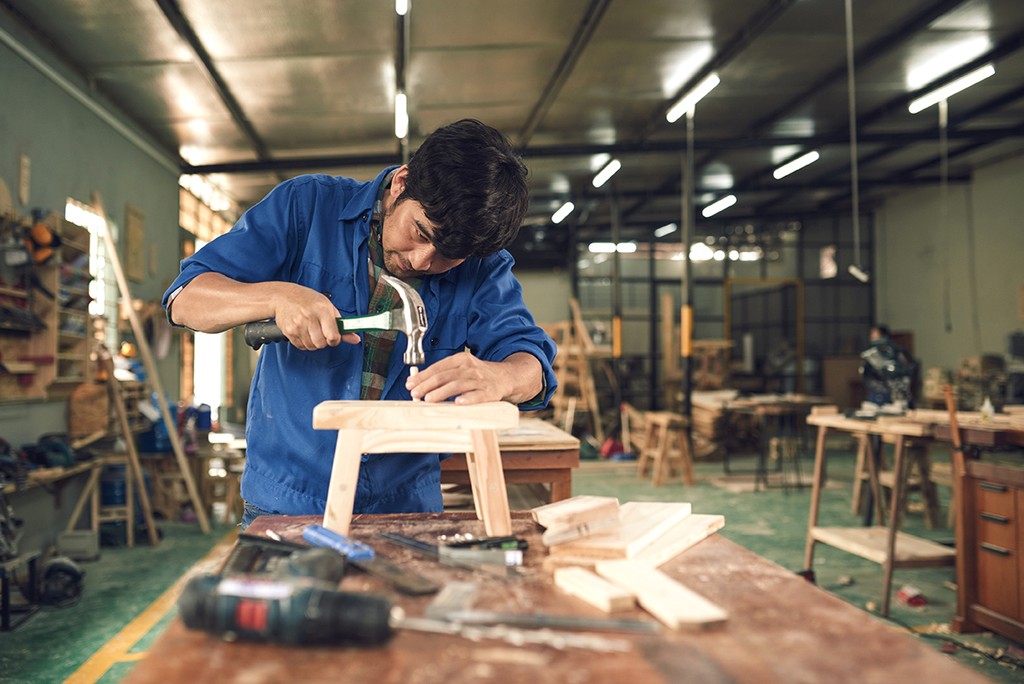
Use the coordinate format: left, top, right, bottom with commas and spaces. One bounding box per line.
3, 0, 1023, 267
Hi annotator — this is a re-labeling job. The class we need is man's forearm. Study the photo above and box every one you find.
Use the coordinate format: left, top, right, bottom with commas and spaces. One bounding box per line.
170, 273, 293, 333
500, 351, 545, 404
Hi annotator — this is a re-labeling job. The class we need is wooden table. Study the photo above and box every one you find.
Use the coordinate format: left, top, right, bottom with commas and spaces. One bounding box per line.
440, 418, 579, 502
721, 394, 830, 487
124, 512, 985, 684
803, 410, 955, 617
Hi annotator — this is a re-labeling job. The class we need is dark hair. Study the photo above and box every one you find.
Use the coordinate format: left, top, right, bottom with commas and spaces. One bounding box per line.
399, 119, 528, 259
873, 324, 891, 338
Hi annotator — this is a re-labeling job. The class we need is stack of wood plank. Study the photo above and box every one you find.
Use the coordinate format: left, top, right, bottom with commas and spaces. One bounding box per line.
690, 390, 738, 441
532, 495, 728, 630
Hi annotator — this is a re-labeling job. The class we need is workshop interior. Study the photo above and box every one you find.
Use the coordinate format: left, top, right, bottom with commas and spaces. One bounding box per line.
2, 0, 1024, 682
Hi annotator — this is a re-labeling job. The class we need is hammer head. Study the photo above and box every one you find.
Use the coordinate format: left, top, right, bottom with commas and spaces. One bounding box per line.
380, 274, 428, 366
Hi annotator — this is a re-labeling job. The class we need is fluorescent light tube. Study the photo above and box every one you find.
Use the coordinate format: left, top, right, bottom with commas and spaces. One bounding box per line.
588, 242, 617, 253
654, 223, 678, 238
701, 194, 737, 218
908, 64, 995, 114
592, 159, 621, 188
773, 150, 820, 179
848, 264, 870, 283
666, 73, 721, 123
551, 201, 575, 224
394, 92, 408, 139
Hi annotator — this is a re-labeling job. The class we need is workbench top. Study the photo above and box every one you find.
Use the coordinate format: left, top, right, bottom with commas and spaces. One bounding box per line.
124, 512, 985, 684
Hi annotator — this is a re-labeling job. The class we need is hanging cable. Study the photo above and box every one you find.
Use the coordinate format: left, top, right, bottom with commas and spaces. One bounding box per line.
844, 0, 866, 282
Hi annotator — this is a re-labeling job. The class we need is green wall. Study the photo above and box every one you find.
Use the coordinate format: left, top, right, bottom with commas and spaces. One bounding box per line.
0, 13, 182, 446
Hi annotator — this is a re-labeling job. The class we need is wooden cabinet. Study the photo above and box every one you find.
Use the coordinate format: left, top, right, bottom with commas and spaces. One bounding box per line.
957, 461, 1024, 641
0, 213, 93, 400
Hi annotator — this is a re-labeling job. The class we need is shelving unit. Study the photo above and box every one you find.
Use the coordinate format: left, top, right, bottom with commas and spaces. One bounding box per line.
0, 213, 94, 400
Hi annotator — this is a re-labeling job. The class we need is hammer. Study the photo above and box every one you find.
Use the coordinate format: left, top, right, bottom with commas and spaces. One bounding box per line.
243, 274, 428, 372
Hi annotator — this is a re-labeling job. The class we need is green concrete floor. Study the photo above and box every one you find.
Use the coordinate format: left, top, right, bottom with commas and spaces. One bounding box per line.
1, 445, 1022, 683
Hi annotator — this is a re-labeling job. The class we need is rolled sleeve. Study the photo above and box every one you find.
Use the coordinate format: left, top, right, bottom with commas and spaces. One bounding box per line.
466, 252, 557, 409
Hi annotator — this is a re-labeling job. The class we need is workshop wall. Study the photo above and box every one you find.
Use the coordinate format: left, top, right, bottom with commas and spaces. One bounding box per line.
0, 16, 182, 444
876, 151, 1024, 376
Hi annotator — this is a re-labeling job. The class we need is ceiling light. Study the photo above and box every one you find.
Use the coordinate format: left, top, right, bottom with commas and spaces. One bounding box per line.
395, 0, 409, 15
592, 159, 621, 188
689, 242, 714, 261
848, 264, 870, 283
551, 201, 575, 224
588, 242, 635, 254
701, 194, 737, 218
394, 92, 408, 139
773, 150, 820, 180
666, 73, 720, 123
654, 223, 678, 238
908, 64, 995, 113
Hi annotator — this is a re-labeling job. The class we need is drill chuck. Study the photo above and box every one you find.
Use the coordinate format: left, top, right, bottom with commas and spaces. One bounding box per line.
179, 574, 393, 646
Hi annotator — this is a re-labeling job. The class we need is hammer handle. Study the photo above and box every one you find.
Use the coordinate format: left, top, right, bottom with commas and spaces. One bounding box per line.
244, 321, 285, 350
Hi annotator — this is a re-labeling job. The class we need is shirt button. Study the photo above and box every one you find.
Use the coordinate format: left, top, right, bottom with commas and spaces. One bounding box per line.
430, 337, 440, 346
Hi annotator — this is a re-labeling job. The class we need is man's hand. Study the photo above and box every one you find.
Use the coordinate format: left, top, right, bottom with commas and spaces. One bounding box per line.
405, 350, 542, 405
273, 286, 360, 351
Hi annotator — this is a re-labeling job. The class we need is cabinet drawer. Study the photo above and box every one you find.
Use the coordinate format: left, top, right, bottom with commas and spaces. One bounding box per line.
977, 509, 1018, 548
977, 542, 1019, 619
975, 480, 1016, 517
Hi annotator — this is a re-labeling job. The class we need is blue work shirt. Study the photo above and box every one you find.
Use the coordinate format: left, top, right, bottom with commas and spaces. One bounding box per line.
163, 168, 557, 516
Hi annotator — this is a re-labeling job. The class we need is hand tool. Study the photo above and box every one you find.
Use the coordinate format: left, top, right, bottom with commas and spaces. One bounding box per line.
378, 532, 524, 568
302, 524, 375, 560
255, 527, 440, 596
242, 274, 428, 372
178, 573, 394, 646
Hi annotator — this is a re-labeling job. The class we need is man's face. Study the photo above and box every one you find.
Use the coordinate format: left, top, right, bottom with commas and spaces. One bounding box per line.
380, 167, 465, 278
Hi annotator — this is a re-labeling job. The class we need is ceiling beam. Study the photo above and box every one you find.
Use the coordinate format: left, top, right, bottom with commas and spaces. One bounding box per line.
182, 127, 1024, 175
516, 0, 611, 148
152, 0, 270, 162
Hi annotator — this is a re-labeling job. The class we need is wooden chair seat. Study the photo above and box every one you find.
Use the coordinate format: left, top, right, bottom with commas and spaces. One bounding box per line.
313, 400, 519, 536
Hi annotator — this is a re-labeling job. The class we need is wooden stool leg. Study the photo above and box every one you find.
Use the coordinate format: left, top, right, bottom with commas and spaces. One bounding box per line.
851, 434, 868, 514
636, 423, 655, 478
464, 450, 485, 522
323, 429, 366, 535
652, 423, 670, 487
681, 431, 696, 486
912, 446, 942, 530
470, 429, 511, 536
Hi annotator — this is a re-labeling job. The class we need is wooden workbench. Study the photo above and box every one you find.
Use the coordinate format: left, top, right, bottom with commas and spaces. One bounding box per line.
125, 512, 985, 684
803, 411, 955, 617
440, 418, 580, 502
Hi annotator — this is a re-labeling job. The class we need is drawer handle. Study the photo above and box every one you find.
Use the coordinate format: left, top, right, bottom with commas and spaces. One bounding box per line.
979, 482, 1008, 493
980, 512, 1010, 524
980, 542, 1011, 557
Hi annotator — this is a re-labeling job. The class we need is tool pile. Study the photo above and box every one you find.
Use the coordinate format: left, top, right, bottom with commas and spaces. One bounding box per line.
177, 495, 727, 651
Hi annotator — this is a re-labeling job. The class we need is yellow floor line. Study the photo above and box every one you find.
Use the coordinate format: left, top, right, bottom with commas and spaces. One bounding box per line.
65, 529, 238, 684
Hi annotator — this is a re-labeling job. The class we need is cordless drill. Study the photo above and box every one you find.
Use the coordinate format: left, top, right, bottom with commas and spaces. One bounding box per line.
177, 545, 394, 646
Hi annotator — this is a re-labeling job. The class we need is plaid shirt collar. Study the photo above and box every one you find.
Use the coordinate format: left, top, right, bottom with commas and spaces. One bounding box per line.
361, 172, 421, 400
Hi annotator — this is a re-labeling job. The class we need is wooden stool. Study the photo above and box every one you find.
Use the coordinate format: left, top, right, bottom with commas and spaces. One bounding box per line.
313, 400, 519, 536
636, 411, 696, 487
851, 434, 943, 528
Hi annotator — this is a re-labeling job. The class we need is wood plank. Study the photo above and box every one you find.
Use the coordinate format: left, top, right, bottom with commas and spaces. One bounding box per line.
632, 514, 726, 567
550, 502, 692, 559
811, 526, 956, 566
313, 400, 519, 431
595, 559, 728, 630
531, 495, 619, 528
497, 418, 579, 451
553, 566, 635, 613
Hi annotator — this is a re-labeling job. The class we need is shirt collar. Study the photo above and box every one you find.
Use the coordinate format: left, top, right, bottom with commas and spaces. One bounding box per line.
337, 165, 401, 221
